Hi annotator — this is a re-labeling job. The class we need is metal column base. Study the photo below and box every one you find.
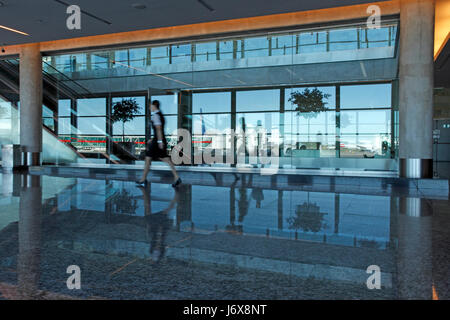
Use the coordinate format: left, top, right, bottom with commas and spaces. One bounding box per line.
22, 152, 41, 167
399, 159, 432, 178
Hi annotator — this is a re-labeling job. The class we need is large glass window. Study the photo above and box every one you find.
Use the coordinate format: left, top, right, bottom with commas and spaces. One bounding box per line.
340, 84, 392, 158
77, 98, 106, 116
329, 28, 358, 51
285, 86, 336, 111
219, 41, 234, 60
271, 34, 293, 56
236, 89, 279, 112
192, 92, 232, 164
150, 46, 170, 65
58, 99, 71, 117
241, 37, 270, 58
193, 92, 231, 113
77, 117, 106, 135
129, 48, 147, 68
284, 111, 336, 159
43, 105, 55, 131
0, 97, 19, 150
171, 44, 191, 64
341, 83, 391, 109
360, 25, 397, 48
39, 19, 398, 169
298, 31, 327, 53
57, 99, 72, 141
75, 98, 107, 154
58, 117, 71, 135
45, 22, 398, 76
91, 52, 109, 70
111, 96, 146, 157
151, 94, 178, 115
195, 42, 217, 62
193, 114, 231, 135
340, 109, 391, 158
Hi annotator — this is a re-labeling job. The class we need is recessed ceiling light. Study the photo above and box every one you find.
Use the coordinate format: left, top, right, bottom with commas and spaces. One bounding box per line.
132, 3, 147, 10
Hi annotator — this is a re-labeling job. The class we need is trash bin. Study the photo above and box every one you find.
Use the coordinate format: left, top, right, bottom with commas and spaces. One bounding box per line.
1, 144, 22, 170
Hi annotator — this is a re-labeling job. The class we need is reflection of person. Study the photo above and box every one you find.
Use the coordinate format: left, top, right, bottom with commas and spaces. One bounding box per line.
136, 100, 181, 188
226, 174, 243, 234
236, 175, 250, 223
137, 184, 179, 263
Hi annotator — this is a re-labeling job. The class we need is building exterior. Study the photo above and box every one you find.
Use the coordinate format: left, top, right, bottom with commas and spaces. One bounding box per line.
0, 0, 449, 178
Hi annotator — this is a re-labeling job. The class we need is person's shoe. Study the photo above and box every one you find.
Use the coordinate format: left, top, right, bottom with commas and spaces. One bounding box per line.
172, 178, 182, 188
135, 179, 147, 186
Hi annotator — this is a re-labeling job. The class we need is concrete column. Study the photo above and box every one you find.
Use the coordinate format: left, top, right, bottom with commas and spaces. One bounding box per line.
19, 43, 42, 166
399, 0, 435, 178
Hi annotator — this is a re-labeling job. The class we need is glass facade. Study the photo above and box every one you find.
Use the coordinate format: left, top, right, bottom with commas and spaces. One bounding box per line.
1, 21, 399, 170
50, 83, 396, 168
43, 22, 397, 74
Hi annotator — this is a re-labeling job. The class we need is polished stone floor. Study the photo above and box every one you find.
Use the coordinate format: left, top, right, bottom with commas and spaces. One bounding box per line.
0, 170, 448, 300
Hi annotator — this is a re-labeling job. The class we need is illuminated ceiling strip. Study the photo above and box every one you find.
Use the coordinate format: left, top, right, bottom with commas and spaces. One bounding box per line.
113, 60, 193, 87
0, 25, 29, 36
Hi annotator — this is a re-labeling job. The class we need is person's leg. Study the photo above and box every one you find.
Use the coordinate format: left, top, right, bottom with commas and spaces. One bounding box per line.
161, 157, 179, 182
138, 156, 152, 183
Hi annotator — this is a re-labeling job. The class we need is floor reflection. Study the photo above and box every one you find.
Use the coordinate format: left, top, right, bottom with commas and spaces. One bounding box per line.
0, 172, 448, 300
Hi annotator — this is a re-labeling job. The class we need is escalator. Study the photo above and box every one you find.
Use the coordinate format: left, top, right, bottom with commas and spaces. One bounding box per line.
0, 58, 81, 164
0, 58, 137, 165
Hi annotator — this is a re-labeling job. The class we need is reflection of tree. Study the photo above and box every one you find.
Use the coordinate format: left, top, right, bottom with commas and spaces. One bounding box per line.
112, 189, 138, 215
287, 202, 326, 232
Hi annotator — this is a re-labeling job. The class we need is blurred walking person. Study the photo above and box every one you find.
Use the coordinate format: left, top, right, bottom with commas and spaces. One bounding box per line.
136, 100, 182, 187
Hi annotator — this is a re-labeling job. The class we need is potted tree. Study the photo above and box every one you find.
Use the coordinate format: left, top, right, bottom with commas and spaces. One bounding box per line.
111, 98, 141, 158
288, 88, 331, 156
289, 87, 331, 117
